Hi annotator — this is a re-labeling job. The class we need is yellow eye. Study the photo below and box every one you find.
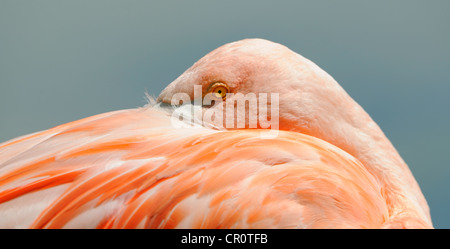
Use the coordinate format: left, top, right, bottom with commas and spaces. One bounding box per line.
209, 82, 229, 100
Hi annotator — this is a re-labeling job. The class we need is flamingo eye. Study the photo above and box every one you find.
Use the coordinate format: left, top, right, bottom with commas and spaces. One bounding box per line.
209, 82, 229, 100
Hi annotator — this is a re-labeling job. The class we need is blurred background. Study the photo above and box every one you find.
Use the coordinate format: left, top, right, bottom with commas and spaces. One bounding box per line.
0, 0, 449, 228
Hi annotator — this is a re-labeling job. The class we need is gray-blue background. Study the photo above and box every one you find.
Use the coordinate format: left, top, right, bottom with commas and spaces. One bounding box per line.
1, 0, 449, 228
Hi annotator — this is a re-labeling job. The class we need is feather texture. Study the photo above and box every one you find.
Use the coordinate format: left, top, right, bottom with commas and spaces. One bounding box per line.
0, 107, 389, 228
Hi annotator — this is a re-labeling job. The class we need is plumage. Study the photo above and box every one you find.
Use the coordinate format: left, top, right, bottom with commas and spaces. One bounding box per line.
0, 38, 432, 228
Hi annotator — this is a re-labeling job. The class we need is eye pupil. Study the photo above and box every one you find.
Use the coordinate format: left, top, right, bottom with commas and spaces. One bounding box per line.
208, 82, 229, 100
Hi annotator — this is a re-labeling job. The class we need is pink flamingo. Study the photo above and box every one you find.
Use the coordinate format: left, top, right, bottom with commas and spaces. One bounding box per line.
0, 39, 432, 228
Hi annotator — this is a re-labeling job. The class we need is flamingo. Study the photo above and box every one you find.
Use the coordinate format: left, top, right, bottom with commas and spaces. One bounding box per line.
0, 38, 432, 228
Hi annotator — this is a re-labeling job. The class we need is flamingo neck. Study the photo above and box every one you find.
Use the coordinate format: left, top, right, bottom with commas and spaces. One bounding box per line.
280, 93, 432, 227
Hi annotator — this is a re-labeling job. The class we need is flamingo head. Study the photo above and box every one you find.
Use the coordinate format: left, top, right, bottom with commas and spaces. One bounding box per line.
157, 38, 358, 142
